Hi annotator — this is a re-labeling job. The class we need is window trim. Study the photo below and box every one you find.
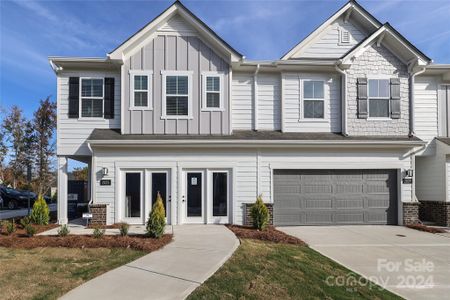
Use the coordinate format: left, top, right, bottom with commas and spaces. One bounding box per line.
161, 70, 194, 119
79, 77, 104, 119
367, 77, 391, 120
300, 79, 326, 121
129, 70, 153, 111
201, 71, 224, 112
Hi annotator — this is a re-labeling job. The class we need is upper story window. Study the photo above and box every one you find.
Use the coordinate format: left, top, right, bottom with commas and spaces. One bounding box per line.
368, 79, 390, 118
303, 80, 324, 119
202, 72, 223, 111
130, 70, 153, 110
162, 71, 193, 119
81, 78, 103, 118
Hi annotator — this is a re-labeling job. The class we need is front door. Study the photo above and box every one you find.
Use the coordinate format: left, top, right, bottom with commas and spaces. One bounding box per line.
148, 170, 171, 224
208, 170, 229, 224
184, 171, 204, 223
123, 171, 144, 224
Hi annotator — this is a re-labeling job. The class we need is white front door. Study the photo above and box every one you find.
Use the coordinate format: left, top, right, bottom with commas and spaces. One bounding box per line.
183, 170, 205, 224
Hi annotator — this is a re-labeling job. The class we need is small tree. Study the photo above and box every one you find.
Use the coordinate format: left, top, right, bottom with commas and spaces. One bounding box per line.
146, 192, 166, 238
250, 194, 269, 231
30, 194, 50, 225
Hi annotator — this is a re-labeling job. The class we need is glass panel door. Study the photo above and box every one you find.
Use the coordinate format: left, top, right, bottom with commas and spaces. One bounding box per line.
209, 171, 229, 224
152, 172, 167, 215
186, 172, 203, 222
124, 172, 143, 223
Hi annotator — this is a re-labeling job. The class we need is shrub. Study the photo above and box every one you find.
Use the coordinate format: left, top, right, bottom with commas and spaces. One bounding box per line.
58, 225, 70, 237
146, 192, 166, 238
25, 224, 37, 237
93, 227, 105, 238
250, 195, 269, 231
20, 216, 31, 228
5, 220, 16, 235
119, 223, 129, 237
30, 194, 50, 225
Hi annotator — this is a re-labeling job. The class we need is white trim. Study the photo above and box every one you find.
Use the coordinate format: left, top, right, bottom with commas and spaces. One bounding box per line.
129, 70, 153, 110
161, 70, 193, 119
201, 71, 224, 111
79, 77, 104, 119
299, 79, 327, 121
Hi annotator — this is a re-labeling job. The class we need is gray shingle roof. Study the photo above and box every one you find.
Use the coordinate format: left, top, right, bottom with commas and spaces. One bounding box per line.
437, 137, 450, 146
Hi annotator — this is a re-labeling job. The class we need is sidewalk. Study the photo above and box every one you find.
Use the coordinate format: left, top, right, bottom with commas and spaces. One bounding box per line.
61, 225, 239, 300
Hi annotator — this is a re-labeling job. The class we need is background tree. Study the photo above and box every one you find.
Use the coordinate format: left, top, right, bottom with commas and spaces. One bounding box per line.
72, 166, 88, 181
32, 97, 57, 195
0, 126, 7, 184
2, 106, 27, 188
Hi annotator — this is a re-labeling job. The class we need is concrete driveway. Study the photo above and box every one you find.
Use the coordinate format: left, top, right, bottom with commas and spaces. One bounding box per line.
278, 226, 450, 300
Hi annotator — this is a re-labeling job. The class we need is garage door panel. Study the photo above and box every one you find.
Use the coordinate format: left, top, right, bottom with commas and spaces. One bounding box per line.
274, 169, 398, 225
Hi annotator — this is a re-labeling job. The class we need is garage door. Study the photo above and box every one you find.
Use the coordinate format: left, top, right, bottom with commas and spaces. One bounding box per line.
273, 170, 398, 225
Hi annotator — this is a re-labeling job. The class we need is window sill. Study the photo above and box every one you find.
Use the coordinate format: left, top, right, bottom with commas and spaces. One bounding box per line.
367, 117, 392, 121
77, 117, 106, 121
161, 116, 194, 120
129, 107, 153, 111
201, 108, 225, 112
298, 119, 329, 123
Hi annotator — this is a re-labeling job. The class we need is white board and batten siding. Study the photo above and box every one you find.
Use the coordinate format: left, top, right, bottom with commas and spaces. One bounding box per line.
93, 147, 413, 225
290, 17, 367, 59
57, 71, 121, 156
282, 73, 341, 132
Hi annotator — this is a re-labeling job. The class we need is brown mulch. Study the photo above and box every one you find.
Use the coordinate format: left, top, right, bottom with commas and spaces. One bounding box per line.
0, 234, 173, 252
407, 223, 447, 234
87, 223, 122, 229
0, 223, 59, 237
226, 225, 306, 245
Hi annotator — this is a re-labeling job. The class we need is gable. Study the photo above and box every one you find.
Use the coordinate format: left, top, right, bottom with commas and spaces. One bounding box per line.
290, 17, 368, 59
158, 15, 196, 34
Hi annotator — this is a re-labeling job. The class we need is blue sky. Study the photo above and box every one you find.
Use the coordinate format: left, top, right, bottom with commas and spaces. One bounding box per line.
1, 0, 449, 121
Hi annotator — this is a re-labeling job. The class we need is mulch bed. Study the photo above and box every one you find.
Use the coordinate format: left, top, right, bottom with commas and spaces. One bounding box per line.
0, 234, 173, 252
226, 225, 306, 245
407, 223, 447, 234
0, 223, 59, 237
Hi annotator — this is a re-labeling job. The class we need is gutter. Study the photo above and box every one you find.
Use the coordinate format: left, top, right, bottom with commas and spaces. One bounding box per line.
253, 64, 260, 130
335, 63, 348, 136
409, 65, 427, 136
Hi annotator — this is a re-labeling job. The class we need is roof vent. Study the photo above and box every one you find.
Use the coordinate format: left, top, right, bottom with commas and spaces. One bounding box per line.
340, 29, 350, 44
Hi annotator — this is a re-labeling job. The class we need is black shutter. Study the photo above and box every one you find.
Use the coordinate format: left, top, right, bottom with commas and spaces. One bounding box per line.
68, 77, 79, 118
390, 78, 401, 119
104, 77, 115, 119
357, 77, 368, 119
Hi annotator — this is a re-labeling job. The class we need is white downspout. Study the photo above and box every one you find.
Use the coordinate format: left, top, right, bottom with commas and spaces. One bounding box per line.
253, 64, 260, 131
409, 65, 427, 136
335, 64, 348, 136
87, 142, 95, 206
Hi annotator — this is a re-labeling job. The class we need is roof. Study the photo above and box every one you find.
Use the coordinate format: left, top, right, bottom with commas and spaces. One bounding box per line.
107, 1, 242, 62
88, 129, 424, 147
437, 137, 450, 146
281, 0, 382, 60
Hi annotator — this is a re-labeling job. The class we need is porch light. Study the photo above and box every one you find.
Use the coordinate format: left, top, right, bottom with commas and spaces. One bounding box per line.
405, 169, 413, 178
102, 167, 109, 176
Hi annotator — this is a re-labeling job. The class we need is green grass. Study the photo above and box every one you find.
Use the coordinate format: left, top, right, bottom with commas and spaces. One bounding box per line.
189, 239, 402, 300
0, 247, 145, 300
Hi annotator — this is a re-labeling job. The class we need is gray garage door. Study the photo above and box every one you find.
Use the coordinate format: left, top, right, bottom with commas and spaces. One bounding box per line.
273, 169, 398, 225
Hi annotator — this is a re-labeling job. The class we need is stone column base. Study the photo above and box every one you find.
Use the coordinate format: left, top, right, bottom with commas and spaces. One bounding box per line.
419, 201, 450, 227
89, 204, 107, 225
403, 202, 419, 225
244, 203, 273, 226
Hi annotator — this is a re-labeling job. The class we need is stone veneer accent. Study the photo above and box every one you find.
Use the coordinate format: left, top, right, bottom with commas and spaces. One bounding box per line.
90, 204, 107, 225
244, 203, 273, 226
403, 202, 419, 225
346, 44, 410, 136
419, 201, 450, 227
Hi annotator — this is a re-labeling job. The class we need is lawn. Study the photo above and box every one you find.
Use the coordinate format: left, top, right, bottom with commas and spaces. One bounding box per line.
0, 247, 145, 300
188, 239, 402, 300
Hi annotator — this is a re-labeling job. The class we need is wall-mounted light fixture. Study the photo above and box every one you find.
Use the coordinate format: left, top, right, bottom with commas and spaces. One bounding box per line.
102, 167, 108, 176
405, 169, 414, 178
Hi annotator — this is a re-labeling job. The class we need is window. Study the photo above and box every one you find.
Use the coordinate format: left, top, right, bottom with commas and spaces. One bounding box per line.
303, 81, 324, 119
130, 71, 152, 110
162, 71, 192, 118
340, 29, 350, 44
125, 172, 141, 218
368, 79, 390, 118
80, 78, 103, 118
202, 73, 223, 110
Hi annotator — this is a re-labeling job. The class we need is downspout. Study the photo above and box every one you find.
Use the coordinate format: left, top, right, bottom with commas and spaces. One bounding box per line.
409, 65, 427, 137
87, 142, 95, 206
253, 64, 260, 131
335, 63, 348, 136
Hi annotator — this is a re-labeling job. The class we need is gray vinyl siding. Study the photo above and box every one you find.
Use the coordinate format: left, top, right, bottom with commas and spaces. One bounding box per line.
56, 71, 121, 156
123, 35, 230, 135
291, 17, 368, 59
257, 74, 281, 130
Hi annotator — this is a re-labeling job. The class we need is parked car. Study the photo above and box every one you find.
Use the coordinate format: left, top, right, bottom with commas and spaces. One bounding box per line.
0, 186, 37, 209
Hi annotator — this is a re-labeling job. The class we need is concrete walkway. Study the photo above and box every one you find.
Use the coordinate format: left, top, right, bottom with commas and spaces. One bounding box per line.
61, 225, 239, 300
279, 226, 450, 300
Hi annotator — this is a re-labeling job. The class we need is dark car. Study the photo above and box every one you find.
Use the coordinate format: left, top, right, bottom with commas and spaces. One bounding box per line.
0, 186, 37, 209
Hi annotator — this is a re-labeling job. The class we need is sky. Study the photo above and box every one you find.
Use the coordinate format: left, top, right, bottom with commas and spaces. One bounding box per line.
0, 0, 449, 120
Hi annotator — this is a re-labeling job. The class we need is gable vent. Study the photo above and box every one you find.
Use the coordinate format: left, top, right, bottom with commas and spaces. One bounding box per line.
340, 29, 350, 44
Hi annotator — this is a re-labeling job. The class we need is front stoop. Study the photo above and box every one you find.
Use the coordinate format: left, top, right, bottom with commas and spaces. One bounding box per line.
403, 202, 419, 225
89, 204, 107, 225
419, 201, 450, 227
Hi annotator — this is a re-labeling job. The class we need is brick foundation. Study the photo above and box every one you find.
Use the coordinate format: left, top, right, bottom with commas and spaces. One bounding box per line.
244, 203, 273, 226
89, 204, 107, 225
419, 201, 450, 227
403, 202, 419, 225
